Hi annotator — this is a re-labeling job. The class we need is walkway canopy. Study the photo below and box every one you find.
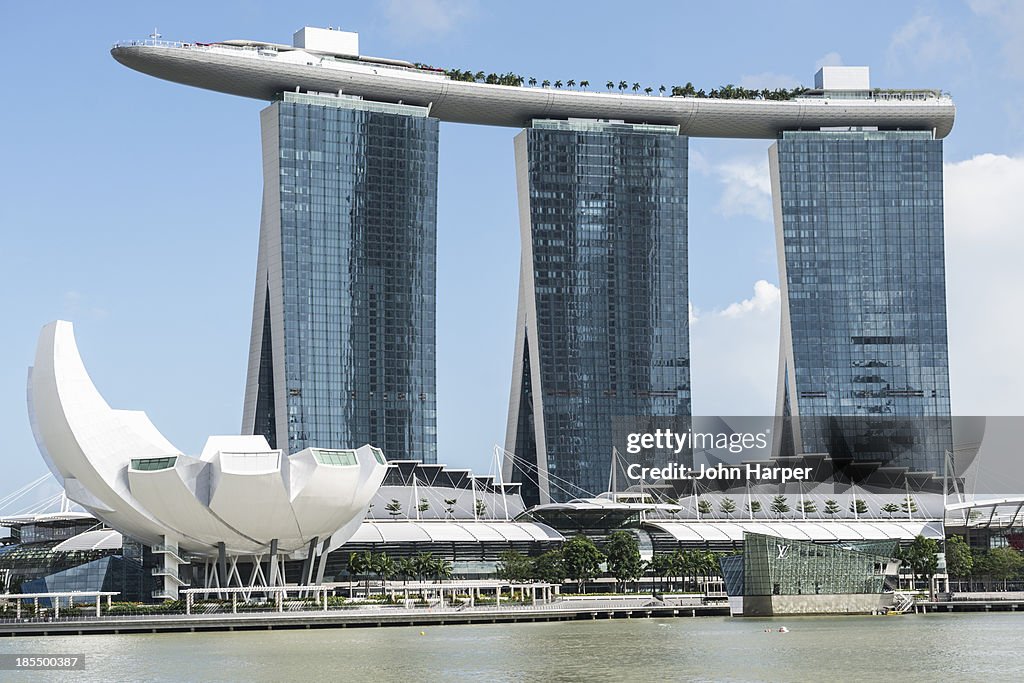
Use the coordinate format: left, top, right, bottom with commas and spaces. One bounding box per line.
644, 520, 943, 544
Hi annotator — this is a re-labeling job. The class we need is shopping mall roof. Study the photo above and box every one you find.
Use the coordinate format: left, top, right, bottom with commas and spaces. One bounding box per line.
644, 520, 943, 543
348, 520, 563, 544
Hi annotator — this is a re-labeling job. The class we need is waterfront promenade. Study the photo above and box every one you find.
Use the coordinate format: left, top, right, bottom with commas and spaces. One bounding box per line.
0, 596, 728, 637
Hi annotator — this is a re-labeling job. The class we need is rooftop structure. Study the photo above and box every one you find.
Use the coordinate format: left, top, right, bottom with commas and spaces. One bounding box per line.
110, 29, 955, 138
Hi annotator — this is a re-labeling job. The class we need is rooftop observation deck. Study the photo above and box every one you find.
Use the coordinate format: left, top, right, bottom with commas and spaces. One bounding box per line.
111, 38, 955, 139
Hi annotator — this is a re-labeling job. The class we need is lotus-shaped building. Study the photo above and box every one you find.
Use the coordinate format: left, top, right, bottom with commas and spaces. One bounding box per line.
28, 321, 387, 598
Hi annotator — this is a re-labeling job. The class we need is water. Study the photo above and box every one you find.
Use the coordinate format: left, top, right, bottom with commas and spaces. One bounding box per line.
2, 613, 1022, 681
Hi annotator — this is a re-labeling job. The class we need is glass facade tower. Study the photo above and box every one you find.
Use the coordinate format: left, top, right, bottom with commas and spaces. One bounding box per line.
505, 120, 691, 505
242, 92, 438, 462
770, 130, 951, 472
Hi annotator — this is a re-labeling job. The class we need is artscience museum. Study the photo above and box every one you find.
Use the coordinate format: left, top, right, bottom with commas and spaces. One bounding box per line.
28, 321, 388, 599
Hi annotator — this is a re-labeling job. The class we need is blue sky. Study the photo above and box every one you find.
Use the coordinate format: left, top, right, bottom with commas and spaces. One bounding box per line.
2, 1, 1023, 498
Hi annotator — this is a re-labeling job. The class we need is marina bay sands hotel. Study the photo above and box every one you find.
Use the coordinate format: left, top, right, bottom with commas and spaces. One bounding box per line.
112, 27, 955, 505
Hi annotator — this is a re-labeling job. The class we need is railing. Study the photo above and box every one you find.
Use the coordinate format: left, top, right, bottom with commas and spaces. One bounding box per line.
150, 544, 191, 563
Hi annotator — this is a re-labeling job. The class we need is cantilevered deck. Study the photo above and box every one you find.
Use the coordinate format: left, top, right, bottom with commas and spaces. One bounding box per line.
111, 40, 955, 138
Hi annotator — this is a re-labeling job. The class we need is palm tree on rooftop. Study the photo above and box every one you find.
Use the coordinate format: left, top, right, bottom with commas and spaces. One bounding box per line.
618, 80, 628, 92
580, 80, 589, 89
542, 79, 550, 88
659, 85, 666, 95
528, 76, 537, 87
632, 82, 641, 93
566, 79, 575, 88
554, 80, 563, 88
606, 80, 614, 91
644, 86, 653, 95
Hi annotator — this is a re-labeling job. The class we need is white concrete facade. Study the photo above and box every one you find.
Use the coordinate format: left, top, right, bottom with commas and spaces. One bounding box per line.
27, 321, 388, 567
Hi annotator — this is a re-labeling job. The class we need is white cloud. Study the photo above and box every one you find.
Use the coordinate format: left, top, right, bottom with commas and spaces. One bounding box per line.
381, 0, 477, 41
738, 72, 800, 90
710, 157, 773, 222
690, 281, 782, 416
944, 153, 1024, 414
969, 0, 1024, 78
815, 52, 843, 71
887, 12, 970, 70
719, 280, 781, 319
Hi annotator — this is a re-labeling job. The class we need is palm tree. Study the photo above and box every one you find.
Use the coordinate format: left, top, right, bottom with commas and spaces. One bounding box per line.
658, 85, 666, 95
644, 86, 653, 95
618, 80, 628, 92
566, 79, 576, 88
474, 70, 485, 82
372, 552, 395, 585
348, 550, 374, 595
396, 557, 416, 585
541, 79, 550, 88
433, 558, 453, 583
606, 80, 615, 91
528, 77, 537, 87
580, 80, 590, 89
414, 552, 435, 582
553, 80, 563, 88
632, 82, 641, 93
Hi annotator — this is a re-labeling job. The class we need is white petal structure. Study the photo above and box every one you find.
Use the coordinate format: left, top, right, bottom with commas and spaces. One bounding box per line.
28, 321, 387, 558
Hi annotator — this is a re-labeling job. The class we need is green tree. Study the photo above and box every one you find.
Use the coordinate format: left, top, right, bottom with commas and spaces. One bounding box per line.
824, 499, 840, 516
849, 499, 868, 515
396, 557, 417, 585
385, 499, 403, 518
372, 552, 395, 583
770, 495, 790, 518
433, 558, 453, 583
658, 85, 666, 95
541, 79, 550, 88
604, 531, 644, 592
528, 77, 537, 87
496, 549, 532, 583
348, 550, 374, 594
553, 80, 563, 88
797, 500, 817, 515
606, 80, 614, 91
697, 499, 713, 516
747, 500, 762, 515
531, 550, 565, 584
648, 553, 672, 592
978, 547, 1024, 590
475, 498, 488, 518
644, 86, 653, 95
901, 496, 919, 515
945, 535, 974, 582
719, 498, 737, 518
618, 80, 628, 92
417, 498, 430, 514
882, 503, 900, 517
631, 82, 641, 93
566, 79, 576, 88
903, 535, 940, 600
443, 498, 457, 519
562, 535, 605, 593
580, 80, 590, 89
413, 552, 436, 582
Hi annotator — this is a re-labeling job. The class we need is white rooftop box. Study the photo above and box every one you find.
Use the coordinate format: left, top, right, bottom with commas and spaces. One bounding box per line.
293, 26, 359, 57
814, 66, 870, 91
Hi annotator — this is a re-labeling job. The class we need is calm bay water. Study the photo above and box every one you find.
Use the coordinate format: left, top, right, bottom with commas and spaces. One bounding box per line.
2, 613, 1023, 681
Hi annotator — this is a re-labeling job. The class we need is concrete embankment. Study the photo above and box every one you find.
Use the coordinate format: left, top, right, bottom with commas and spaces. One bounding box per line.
0, 600, 730, 637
